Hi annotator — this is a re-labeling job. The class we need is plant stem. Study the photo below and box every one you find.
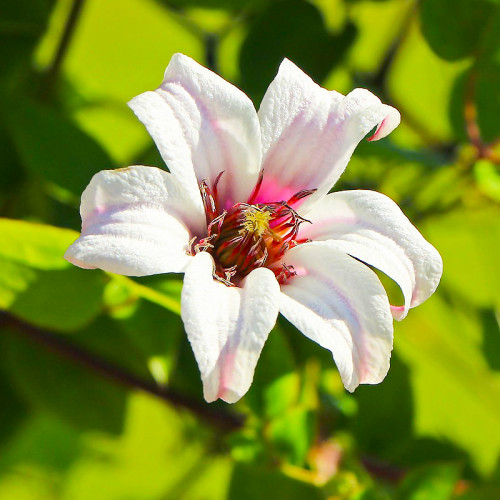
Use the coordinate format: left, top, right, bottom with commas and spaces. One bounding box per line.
0, 311, 245, 432
464, 68, 500, 165
205, 33, 218, 73
41, 0, 86, 100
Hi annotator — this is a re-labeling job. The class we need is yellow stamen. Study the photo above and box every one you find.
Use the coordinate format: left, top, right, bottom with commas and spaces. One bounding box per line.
240, 209, 271, 237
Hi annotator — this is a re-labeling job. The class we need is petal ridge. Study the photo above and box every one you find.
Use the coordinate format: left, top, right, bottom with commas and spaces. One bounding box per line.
129, 53, 262, 208
181, 252, 280, 403
256, 59, 400, 210
279, 242, 393, 391
298, 190, 443, 319
65, 166, 197, 276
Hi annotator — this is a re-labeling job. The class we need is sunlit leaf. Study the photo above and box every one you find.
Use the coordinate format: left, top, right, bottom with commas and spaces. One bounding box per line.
396, 463, 461, 500
348, 0, 411, 73
38, 0, 205, 164
423, 207, 500, 307
388, 20, 469, 143
61, 393, 229, 500
396, 295, 500, 474
474, 159, 500, 202
0, 219, 106, 330
267, 407, 315, 465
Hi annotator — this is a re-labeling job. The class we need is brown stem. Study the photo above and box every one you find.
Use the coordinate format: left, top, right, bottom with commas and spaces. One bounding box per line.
205, 33, 219, 73
465, 72, 482, 150
0, 311, 245, 432
361, 455, 406, 484
464, 69, 500, 165
40, 0, 86, 101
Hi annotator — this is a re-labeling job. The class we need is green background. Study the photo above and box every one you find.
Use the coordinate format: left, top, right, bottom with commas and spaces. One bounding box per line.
1, 0, 500, 498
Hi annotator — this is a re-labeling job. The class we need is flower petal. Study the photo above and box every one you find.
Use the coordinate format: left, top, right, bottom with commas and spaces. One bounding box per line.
298, 190, 443, 320
65, 166, 200, 276
256, 59, 400, 209
181, 252, 280, 403
279, 243, 393, 392
129, 53, 262, 209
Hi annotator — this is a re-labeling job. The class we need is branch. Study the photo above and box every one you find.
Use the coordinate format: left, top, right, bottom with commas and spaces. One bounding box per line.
465, 70, 500, 165
0, 311, 245, 432
41, 0, 86, 101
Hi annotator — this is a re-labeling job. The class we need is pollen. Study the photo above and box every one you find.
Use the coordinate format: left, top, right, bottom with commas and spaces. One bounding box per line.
240, 209, 272, 237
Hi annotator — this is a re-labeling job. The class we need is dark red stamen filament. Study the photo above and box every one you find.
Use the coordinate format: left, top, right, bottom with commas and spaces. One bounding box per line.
190, 171, 316, 285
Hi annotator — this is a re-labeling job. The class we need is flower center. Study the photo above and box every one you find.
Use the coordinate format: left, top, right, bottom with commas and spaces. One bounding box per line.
240, 209, 271, 237
188, 172, 315, 286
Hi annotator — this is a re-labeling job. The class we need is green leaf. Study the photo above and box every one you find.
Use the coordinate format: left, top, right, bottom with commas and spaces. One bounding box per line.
228, 463, 322, 500
34, 0, 205, 165
0, 363, 28, 448
40, 0, 204, 103
422, 207, 500, 307
0, 216, 75, 270
449, 13, 500, 143
157, 0, 263, 10
245, 325, 299, 418
3, 264, 107, 331
388, 20, 469, 143
353, 356, 414, 461
474, 159, 500, 202
0, 0, 55, 82
115, 298, 183, 384
72, 315, 154, 380
396, 463, 460, 500
396, 295, 500, 475
0, 219, 107, 331
420, 0, 495, 61
0, 219, 183, 330
239, 0, 356, 102
267, 407, 315, 466
0, 330, 127, 434
480, 308, 500, 372
4, 99, 113, 195
0, 413, 80, 473
60, 393, 230, 500
0, 123, 24, 200
348, 0, 411, 74
475, 62, 500, 142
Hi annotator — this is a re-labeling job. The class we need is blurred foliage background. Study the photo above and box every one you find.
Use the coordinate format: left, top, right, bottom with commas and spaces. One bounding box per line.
0, 0, 500, 498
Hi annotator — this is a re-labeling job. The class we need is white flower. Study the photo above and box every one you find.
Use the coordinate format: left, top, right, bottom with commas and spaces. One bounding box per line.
65, 54, 442, 403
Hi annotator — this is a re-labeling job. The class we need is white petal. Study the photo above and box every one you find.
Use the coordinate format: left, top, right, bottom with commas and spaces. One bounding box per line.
181, 252, 280, 403
65, 166, 201, 276
129, 53, 262, 209
256, 59, 400, 209
279, 243, 393, 392
298, 190, 443, 320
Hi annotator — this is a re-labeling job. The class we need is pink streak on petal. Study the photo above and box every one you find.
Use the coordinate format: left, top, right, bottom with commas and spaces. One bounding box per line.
367, 117, 387, 142
216, 348, 237, 401
367, 109, 401, 142
390, 304, 406, 321
252, 175, 301, 204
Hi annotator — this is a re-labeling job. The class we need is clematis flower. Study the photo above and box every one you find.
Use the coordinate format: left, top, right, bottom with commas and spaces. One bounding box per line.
65, 54, 442, 403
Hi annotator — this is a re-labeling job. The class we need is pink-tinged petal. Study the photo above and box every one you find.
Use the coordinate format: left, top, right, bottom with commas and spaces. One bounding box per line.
181, 252, 280, 403
256, 59, 400, 209
279, 243, 393, 392
298, 190, 443, 319
129, 53, 262, 209
65, 166, 201, 276
367, 109, 401, 141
